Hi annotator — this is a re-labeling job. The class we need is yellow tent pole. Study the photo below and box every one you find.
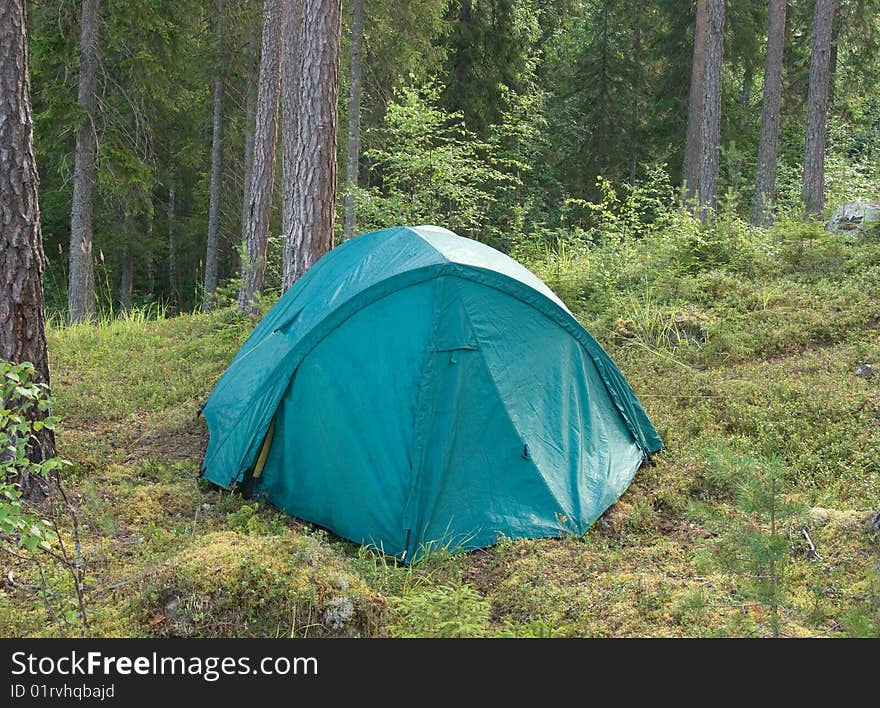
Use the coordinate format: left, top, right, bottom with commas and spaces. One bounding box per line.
252, 418, 276, 479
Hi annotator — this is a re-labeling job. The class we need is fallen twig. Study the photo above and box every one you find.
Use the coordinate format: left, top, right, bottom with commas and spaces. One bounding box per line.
801, 526, 823, 561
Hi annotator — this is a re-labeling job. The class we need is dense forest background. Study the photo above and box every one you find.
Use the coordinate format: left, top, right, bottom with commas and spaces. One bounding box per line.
26, 0, 880, 317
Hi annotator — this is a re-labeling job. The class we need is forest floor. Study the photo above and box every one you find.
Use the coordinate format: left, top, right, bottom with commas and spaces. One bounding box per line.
3, 222, 880, 637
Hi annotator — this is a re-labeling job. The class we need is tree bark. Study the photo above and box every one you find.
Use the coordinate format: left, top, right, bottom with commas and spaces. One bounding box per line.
697, 0, 724, 223
145, 212, 155, 297
729, 65, 754, 192
281, 0, 302, 281
202, 0, 225, 312
597, 1, 610, 173
682, 0, 708, 205
167, 184, 178, 311
342, 0, 365, 240
0, 0, 56, 478
453, 0, 473, 119
118, 211, 133, 315
282, 0, 342, 289
68, 0, 100, 324
239, 18, 258, 262
628, 3, 642, 186
803, 0, 835, 218
740, 66, 753, 108
237, 0, 283, 314
828, 16, 839, 107
750, 0, 786, 226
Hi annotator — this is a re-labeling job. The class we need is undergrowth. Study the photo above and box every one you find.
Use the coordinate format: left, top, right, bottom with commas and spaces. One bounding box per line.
2, 195, 879, 637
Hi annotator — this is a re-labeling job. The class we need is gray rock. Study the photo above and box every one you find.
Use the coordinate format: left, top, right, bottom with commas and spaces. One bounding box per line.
831, 510, 862, 530
807, 507, 831, 527
807, 507, 862, 530
322, 596, 354, 631
826, 201, 880, 234
867, 509, 880, 538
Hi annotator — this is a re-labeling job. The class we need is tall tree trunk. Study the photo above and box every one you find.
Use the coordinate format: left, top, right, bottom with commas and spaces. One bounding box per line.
282, 0, 342, 289
697, 0, 724, 223
167, 184, 178, 312
597, 0, 609, 174
828, 15, 839, 107
0, 0, 56, 482
203, 0, 225, 312
145, 212, 155, 297
239, 19, 258, 256
628, 3, 642, 186
67, 0, 100, 324
281, 0, 302, 282
118, 211, 133, 315
237, 0, 283, 314
740, 66, 753, 108
803, 0, 835, 218
750, 0, 787, 226
452, 0, 473, 118
342, 0, 365, 240
730, 65, 754, 193
682, 0, 708, 205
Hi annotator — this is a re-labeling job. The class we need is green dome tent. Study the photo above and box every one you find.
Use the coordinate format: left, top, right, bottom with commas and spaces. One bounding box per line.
201, 225, 662, 561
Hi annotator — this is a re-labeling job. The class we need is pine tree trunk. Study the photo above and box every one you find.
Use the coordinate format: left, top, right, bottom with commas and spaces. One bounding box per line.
697, 0, 724, 223
628, 3, 641, 186
145, 208, 155, 296
803, 0, 835, 218
281, 0, 302, 281
239, 20, 258, 257
282, 0, 342, 289
740, 66, 753, 108
750, 0, 786, 226
342, 0, 365, 240
68, 0, 100, 323
828, 16, 839, 107
453, 0, 473, 117
0, 0, 56, 481
118, 211, 133, 315
237, 0, 283, 314
730, 66, 753, 193
597, 1, 609, 173
682, 0, 708, 205
203, 0, 225, 312
167, 184, 179, 311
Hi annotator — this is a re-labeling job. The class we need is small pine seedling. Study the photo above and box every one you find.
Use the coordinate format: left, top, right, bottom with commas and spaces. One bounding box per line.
703, 444, 805, 638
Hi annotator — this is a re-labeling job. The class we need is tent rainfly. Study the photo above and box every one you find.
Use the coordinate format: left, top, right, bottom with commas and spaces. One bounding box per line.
201, 226, 662, 561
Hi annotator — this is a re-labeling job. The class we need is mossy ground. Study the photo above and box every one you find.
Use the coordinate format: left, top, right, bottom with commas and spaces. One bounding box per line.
2, 224, 878, 637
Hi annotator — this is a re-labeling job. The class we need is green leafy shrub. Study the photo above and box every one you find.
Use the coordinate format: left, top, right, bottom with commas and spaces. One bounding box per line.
0, 361, 59, 552
353, 81, 514, 240
0, 360, 84, 635
225, 502, 289, 536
